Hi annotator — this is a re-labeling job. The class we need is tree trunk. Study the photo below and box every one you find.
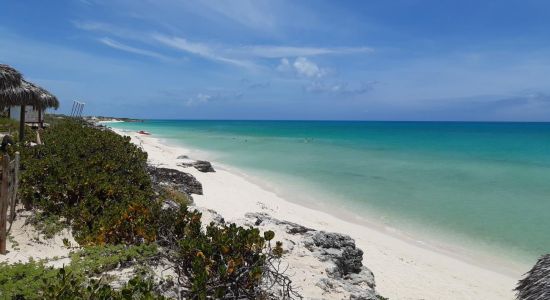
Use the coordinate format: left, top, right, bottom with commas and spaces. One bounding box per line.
19, 105, 25, 142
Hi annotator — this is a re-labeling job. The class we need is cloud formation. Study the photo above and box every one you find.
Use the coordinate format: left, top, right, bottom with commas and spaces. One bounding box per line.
185, 91, 244, 106
277, 57, 326, 78
305, 81, 377, 95
152, 35, 255, 68
99, 38, 169, 60
74, 21, 372, 69
230, 45, 373, 58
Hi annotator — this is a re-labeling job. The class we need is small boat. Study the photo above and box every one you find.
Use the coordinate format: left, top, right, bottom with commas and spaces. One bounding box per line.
137, 130, 151, 135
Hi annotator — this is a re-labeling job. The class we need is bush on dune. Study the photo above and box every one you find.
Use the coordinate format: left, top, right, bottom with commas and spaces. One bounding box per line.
20, 119, 157, 244
157, 206, 292, 299
10, 118, 299, 299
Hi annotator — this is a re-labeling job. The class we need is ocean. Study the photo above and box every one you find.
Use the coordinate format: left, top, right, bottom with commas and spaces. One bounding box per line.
109, 120, 550, 267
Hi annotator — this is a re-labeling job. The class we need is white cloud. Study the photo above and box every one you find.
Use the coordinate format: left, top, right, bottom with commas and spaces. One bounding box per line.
276, 58, 291, 72
305, 81, 377, 95
234, 45, 373, 58
184, 91, 244, 106
75, 21, 373, 69
278, 57, 326, 78
99, 38, 170, 60
293, 57, 325, 78
185, 93, 212, 106
194, 0, 278, 32
152, 34, 255, 69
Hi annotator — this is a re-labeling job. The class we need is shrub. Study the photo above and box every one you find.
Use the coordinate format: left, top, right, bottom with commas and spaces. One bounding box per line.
158, 206, 295, 299
19, 119, 157, 244
0, 260, 58, 299
0, 245, 161, 299
42, 268, 165, 300
69, 244, 159, 276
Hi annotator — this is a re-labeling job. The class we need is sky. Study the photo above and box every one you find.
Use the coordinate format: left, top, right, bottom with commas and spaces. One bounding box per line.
1, 0, 550, 121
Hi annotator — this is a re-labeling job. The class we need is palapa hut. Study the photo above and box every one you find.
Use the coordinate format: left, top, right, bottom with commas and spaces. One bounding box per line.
4, 80, 60, 126
0, 64, 59, 141
516, 254, 550, 300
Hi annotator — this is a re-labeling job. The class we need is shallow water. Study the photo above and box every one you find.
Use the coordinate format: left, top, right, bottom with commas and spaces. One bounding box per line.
110, 120, 550, 265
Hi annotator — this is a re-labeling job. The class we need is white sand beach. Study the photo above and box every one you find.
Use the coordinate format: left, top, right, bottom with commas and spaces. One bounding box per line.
111, 128, 520, 300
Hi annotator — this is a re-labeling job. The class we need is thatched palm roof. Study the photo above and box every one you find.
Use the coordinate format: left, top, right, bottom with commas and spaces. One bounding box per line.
0, 64, 23, 90
516, 254, 550, 300
0, 80, 59, 109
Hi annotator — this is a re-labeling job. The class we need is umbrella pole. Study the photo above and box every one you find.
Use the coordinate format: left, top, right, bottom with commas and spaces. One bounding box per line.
19, 105, 25, 142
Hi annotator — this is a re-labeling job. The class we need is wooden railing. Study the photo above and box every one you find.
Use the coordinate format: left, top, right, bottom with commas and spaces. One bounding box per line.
0, 152, 20, 254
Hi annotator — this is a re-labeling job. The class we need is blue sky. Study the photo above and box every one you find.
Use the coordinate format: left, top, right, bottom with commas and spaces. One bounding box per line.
1, 0, 550, 121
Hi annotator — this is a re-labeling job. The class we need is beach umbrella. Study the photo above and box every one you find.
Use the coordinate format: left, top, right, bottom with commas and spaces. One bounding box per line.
0, 73, 59, 141
516, 254, 550, 300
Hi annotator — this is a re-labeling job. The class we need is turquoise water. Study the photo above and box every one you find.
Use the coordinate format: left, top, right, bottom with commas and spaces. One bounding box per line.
110, 120, 550, 265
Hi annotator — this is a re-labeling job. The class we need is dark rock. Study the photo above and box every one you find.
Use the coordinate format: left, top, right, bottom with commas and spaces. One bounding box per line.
147, 166, 203, 195
311, 231, 356, 249
177, 155, 189, 159
193, 160, 215, 172
305, 230, 376, 294
336, 247, 364, 275
349, 288, 378, 300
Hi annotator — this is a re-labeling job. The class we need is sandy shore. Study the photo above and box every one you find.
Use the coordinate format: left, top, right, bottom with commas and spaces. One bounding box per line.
113, 127, 520, 300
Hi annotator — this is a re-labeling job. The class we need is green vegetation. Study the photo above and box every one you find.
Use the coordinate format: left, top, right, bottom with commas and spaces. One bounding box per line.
158, 186, 193, 206
0, 116, 38, 144
0, 262, 164, 299
26, 211, 68, 239
2, 118, 296, 299
20, 119, 157, 244
158, 206, 287, 299
43, 268, 165, 300
0, 245, 161, 299
0, 260, 58, 299
69, 244, 158, 276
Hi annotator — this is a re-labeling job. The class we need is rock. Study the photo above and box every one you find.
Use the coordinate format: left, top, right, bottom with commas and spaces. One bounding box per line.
245, 212, 314, 235
336, 247, 364, 275
316, 278, 339, 292
305, 230, 377, 295
242, 212, 382, 299
177, 155, 189, 159
348, 288, 378, 300
177, 160, 215, 172
193, 160, 215, 172
147, 166, 203, 195
310, 231, 356, 249
162, 199, 180, 211
193, 207, 225, 225
346, 269, 375, 288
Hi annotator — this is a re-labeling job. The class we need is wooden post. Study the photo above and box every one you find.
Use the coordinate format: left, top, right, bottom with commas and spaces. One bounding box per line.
9, 152, 19, 223
19, 105, 25, 142
0, 154, 10, 254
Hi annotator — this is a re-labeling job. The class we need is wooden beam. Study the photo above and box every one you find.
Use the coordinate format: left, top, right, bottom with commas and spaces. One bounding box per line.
19, 105, 25, 142
0, 154, 10, 254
